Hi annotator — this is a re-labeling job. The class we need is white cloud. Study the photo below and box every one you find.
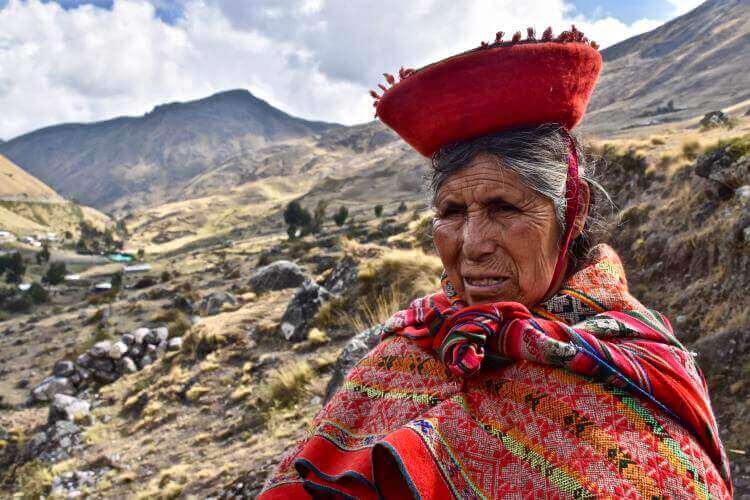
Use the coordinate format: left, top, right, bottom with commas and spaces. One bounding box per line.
0, 0, 667, 139
664, 0, 703, 16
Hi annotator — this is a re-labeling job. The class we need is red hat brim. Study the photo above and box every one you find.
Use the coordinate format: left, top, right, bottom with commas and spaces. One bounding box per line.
375, 41, 602, 158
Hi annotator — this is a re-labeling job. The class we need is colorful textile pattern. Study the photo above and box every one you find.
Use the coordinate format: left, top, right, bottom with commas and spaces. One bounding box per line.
258, 244, 731, 499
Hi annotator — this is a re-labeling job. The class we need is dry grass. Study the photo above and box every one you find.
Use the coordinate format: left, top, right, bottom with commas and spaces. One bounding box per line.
262, 360, 315, 409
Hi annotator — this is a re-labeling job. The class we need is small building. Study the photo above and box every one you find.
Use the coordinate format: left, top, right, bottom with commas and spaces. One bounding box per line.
124, 263, 152, 273
93, 282, 112, 292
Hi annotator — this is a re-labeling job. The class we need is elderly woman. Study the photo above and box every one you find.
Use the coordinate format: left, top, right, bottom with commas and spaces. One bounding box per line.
260, 27, 731, 499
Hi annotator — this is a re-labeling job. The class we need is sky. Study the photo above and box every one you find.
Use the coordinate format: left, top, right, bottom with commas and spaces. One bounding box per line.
0, 0, 704, 140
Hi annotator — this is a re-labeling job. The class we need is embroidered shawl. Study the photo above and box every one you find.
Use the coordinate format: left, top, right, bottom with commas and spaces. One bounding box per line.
259, 244, 731, 499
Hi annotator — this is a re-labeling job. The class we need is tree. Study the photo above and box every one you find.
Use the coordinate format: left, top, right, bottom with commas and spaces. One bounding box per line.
111, 271, 124, 291
312, 200, 328, 233
374, 204, 383, 218
36, 242, 51, 265
43, 262, 67, 285
137, 248, 145, 261
333, 206, 349, 227
284, 201, 312, 236
26, 282, 48, 304
397, 201, 407, 213
2, 252, 26, 284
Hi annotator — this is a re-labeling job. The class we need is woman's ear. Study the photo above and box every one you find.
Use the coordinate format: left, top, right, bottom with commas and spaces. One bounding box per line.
571, 180, 591, 240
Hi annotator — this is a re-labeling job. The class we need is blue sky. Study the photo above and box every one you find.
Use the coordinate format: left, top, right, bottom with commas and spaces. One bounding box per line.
0, 0, 686, 24
0, 0, 703, 138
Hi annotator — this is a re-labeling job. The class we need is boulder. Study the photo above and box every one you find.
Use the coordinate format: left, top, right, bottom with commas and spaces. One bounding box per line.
132, 328, 150, 345
53, 360, 76, 378
116, 356, 137, 374
322, 256, 359, 295
695, 147, 750, 196
32, 376, 76, 402
138, 355, 154, 369
279, 281, 333, 342
89, 341, 113, 358
154, 326, 169, 343
199, 291, 238, 316
76, 352, 91, 368
120, 333, 135, 347
48, 394, 91, 425
699, 110, 730, 129
108, 341, 128, 360
324, 325, 383, 404
248, 260, 307, 293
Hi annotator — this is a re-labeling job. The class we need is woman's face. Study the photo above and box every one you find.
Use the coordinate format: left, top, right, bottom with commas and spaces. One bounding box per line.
432, 154, 562, 307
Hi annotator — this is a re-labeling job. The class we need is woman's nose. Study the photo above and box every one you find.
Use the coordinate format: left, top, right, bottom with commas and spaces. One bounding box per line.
462, 212, 496, 263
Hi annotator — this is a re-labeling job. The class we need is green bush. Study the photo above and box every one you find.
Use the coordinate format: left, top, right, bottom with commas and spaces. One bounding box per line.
374, 205, 383, 218
333, 206, 349, 227
43, 262, 67, 285
26, 283, 48, 305
0, 252, 25, 284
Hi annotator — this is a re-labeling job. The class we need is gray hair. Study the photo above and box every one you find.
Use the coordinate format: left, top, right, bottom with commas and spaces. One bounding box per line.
430, 123, 611, 264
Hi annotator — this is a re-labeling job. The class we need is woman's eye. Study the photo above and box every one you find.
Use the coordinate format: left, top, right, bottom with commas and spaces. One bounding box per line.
439, 205, 464, 217
490, 202, 518, 214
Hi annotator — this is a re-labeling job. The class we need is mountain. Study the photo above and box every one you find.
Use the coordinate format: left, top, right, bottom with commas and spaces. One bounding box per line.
0, 90, 341, 210
584, 0, 750, 134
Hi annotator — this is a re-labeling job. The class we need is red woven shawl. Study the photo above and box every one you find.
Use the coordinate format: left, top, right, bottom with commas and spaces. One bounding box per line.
259, 244, 731, 499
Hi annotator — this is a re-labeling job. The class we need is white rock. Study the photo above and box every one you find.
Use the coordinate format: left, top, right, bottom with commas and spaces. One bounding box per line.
132, 328, 150, 344
167, 337, 183, 351
108, 341, 128, 359
117, 356, 137, 374
735, 185, 750, 200
32, 376, 75, 402
154, 327, 169, 343
89, 341, 112, 358
49, 394, 91, 424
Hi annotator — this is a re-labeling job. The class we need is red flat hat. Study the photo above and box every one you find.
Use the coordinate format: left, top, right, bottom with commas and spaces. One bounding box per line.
372, 26, 602, 157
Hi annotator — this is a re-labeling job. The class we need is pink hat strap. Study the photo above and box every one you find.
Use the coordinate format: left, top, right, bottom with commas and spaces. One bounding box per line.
544, 131, 581, 299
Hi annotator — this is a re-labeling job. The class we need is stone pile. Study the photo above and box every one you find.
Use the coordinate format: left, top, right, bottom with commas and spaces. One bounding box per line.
31, 326, 183, 403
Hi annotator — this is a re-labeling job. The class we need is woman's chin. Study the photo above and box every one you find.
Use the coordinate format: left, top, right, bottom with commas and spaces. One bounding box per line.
463, 279, 518, 305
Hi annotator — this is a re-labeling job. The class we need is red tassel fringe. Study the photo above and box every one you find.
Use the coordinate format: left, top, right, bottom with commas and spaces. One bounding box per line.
370, 24, 599, 111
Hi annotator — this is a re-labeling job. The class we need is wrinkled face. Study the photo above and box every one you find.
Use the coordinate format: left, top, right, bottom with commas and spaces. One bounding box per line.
432, 154, 562, 307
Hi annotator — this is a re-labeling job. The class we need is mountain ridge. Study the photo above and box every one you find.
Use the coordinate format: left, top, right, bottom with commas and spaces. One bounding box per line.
0, 89, 342, 210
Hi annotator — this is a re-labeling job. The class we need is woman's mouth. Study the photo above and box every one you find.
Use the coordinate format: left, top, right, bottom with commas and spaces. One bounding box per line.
463, 276, 509, 294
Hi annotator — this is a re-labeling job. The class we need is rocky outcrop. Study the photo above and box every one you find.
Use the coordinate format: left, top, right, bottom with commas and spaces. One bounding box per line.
278, 281, 333, 342
199, 291, 238, 316
322, 256, 359, 295
249, 260, 307, 293
323, 325, 383, 404
48, 394, 91, 425
30, 326, 179, 402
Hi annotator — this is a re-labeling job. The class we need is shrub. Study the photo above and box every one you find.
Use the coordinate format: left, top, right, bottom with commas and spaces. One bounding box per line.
111, 271, 123, 291
26, 283, 48, 305
311, 200, 328, 233
650, 136, 666, 146
374, 204, 383, 217
160, 270, 171, 282
35, 243, 50, 265
681, 140, 702, 160
284, 201, 312, 236
333, 206, 349, 226
0, 252, 25, 284
397, 201, 407, 213
43, 262, 67, 285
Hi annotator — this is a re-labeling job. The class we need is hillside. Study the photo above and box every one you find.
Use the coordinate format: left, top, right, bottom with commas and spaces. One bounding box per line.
584, 0, 750, 133
0, 154, 110, 237
0, 90, 341, 210
0, 154, 64, 202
